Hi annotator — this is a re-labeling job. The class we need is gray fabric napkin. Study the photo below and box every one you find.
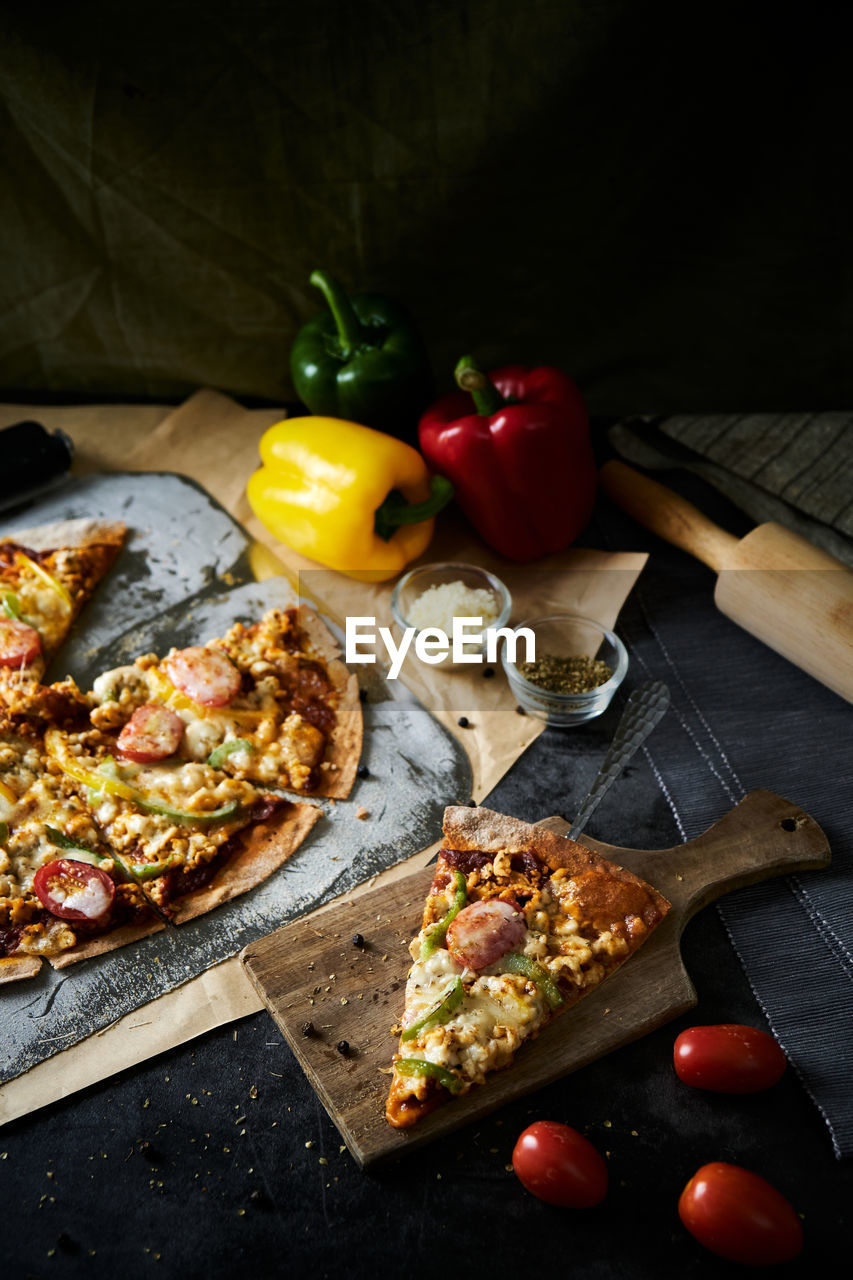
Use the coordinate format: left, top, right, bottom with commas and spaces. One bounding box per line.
605, 502, 853, 1158
609, 417, 853, 567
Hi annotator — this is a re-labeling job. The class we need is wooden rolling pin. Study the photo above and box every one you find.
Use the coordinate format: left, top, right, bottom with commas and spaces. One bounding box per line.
601, 459, 853, 703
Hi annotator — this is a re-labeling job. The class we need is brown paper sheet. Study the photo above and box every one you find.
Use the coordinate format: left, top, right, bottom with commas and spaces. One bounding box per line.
1, 390, 646, 1121
124, 389, 646, 797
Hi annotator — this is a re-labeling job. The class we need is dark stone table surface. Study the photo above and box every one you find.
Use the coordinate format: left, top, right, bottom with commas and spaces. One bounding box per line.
3, 476, 850, 1279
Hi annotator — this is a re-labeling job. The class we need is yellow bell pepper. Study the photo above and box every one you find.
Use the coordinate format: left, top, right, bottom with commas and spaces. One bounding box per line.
246, 417, 453, 582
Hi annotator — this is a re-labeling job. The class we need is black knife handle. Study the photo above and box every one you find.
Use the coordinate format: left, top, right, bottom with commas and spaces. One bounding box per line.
0, 420, 74, 505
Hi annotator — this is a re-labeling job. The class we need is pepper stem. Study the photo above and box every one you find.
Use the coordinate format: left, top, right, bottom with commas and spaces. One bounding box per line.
374, 476, 454, 542
454, 355, 507, 416
309, 270, 368, 356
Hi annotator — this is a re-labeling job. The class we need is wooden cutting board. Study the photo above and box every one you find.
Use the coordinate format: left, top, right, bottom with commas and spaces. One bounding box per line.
241, 790, 830, 1168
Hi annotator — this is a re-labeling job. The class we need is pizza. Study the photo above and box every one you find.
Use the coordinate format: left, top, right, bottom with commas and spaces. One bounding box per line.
385, 806, 670, 1128
0, 715, 165, 983
86, 606, 361, 800
0, 517, 126, 711
0, 519, 362, 981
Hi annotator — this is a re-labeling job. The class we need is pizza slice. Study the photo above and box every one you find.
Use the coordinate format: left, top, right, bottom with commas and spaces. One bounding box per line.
42, 721, 321, 925
0, 717, 162, 983
385, 806, 670, 1128
0, 517, 126, 712
85, 606, 361, 800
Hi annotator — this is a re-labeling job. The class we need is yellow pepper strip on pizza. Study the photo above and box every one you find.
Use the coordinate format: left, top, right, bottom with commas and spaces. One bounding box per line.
0, 518, 126, 712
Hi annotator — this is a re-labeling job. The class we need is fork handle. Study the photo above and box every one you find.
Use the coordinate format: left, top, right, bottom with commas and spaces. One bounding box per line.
568, 681, 671, 841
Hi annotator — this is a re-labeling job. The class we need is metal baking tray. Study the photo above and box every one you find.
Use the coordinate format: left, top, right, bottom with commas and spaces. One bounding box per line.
1, 472, 471, 1081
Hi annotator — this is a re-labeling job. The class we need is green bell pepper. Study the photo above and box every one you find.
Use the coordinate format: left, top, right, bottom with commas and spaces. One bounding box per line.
420, 869, 467, 960
290, 270, 433, 440
44, 826, 134, 881
207, 738, 256, 769
135, 797, 240, 825
2, 591, 23, 621
394, 1058, 464, 1094
400, 978, 464, 1043
500, 953, 564, 1010
124, 854, 181, 881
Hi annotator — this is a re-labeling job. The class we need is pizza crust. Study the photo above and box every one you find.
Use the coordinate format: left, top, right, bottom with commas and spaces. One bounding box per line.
169, 801, 323, 924
47, 918, 167, 969
1, 517, 127, 553
0, 953, 42, 983
438, 803, 671, 936
442, 805, 671, 926
295, 605, 363, 801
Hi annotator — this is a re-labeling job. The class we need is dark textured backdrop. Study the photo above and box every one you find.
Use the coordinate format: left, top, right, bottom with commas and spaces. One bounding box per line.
1, 0, 850, 412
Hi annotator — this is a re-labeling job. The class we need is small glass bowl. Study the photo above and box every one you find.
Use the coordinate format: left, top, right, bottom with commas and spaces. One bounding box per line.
502, 613, 628, 725
390, 562, 512, 668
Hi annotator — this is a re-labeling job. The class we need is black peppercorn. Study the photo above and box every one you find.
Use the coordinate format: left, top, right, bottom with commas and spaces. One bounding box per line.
301, 1021, 315, 1037
515, 705, 526, 715
137, 1139, 159, 1162
467, 799, 477, 807
356, 763, 370, 778
482, 667, 495, 678
248, 1188, 267, 1206
351, 933, 365, 948
336, 1040, 350, 1056
457, 716, 469, 728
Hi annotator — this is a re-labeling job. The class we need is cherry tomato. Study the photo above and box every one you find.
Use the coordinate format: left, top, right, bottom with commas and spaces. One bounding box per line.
674, 1024, 786, 1093
165, 646, 241, 707
512, 1121, 608, 1208
33, 858, 115, 922
679, 1162, 803, 1266
117, 703, 185, 763
0, 617, 42, 667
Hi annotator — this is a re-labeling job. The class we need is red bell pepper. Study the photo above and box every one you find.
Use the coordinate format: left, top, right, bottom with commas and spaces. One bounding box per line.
418, 357, 596, 561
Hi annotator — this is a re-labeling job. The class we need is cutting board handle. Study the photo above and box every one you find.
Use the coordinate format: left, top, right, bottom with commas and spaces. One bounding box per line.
600, 459, 739, 572
620, 789, 832, 921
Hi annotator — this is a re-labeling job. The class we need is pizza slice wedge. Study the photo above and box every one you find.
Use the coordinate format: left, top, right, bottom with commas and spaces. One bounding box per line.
385, 806, 670, 1128
42, 721, 322, 927
0, 517, 126, 713
0, 718, 163, 982
85, 606, 362, 801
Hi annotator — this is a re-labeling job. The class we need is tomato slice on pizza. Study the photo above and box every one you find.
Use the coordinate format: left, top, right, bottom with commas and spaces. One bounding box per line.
385, 806, 670, 1128
0, 721, 162, 982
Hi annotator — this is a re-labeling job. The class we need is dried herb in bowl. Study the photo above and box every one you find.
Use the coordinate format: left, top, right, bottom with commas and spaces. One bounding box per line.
517, 653, 613, 694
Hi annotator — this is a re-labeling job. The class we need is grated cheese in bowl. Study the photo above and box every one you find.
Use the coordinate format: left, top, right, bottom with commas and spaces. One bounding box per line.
407, 581, 500, 634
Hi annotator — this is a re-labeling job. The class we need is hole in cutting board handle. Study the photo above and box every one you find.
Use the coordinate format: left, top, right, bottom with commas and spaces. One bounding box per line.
780, 815, 804, 832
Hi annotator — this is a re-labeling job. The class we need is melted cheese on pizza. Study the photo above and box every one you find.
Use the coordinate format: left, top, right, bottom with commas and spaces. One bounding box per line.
397, 875, 629, 1095
88, 609, 331, 792
0, 734, 124, 955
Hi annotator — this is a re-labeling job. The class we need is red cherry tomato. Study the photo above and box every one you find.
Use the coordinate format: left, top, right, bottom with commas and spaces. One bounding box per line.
674, 1024, 786, 1093
117, 703, 185, 763
32, 858, 115, 923
679, 1162, 803, 1266
512, 1121, 608, 1208
165, 646, 241, 707
0, 617, 42, 667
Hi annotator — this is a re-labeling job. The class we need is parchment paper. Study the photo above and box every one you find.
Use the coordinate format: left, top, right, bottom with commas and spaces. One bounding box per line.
0, 391, 646, 1120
